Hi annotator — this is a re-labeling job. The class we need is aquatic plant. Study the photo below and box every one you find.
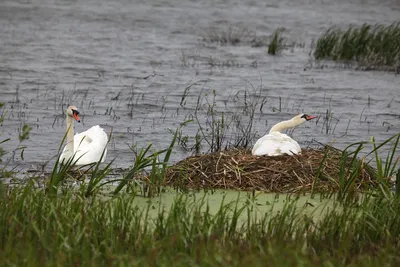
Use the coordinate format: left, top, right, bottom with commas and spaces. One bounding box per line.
0, 102, 7, 190
194, 90, 227, 152
82, 149, 114, 197
268, 28, 285, 55
314, 22, 400, 72
370, 134, 400, 183
0, 102, 8, 162
369, 134, 400, 197
0, 102, 32, 177
113, 121, 189, 197
335, 141, 368, 201
180, 84, 264, 154
200, 24, 267, 46
312, 133, 400, 201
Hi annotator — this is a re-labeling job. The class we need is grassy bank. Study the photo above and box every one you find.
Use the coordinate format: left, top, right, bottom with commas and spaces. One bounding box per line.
1, 184, 400, 266
314, 22, 400, 71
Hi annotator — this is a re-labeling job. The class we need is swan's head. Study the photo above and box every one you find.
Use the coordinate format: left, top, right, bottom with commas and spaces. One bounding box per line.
66, 105, 81, 122
292, 113, 317, 125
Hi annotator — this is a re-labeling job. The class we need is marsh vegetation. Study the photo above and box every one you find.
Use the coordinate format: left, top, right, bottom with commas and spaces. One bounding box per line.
1, 96, 400, 265
2, 178, 400, 266
1, 0, 400, 264
268, 28, 286, 55
314, 23, 400, 72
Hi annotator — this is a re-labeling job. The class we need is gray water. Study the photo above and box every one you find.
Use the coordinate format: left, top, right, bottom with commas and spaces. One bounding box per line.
1, 0, 399, 172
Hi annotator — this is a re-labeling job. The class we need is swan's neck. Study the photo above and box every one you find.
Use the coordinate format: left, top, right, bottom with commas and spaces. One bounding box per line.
65, 116, 75, 157
269, 119, 300, 133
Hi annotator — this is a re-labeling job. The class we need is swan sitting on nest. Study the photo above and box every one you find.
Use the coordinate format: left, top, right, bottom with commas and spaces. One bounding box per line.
59, 105, 108, 165
252, 114, 317, 156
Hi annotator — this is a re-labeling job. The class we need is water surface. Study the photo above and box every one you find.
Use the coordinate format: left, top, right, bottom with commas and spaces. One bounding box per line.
1, 0, 399, 171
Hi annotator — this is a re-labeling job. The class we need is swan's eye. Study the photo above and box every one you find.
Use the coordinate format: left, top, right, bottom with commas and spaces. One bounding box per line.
301, 114, 308, 119
72, 110, 80, 115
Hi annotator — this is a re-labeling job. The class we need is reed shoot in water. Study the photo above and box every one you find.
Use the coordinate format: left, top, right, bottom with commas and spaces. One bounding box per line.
268, 28, 285, 55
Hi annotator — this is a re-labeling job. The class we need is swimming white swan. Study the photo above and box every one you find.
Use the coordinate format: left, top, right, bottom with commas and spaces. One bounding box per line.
252, 114, 317, 156
59, 105, 108, 165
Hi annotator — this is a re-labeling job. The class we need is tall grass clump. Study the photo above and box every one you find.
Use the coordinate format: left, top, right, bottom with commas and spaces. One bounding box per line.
111, 143, 165, 196
314, 22, 400, 72
370, 134, 400, 184
335, 141, 369, 201
268, 28, 285, 55
312, 133, 400, 201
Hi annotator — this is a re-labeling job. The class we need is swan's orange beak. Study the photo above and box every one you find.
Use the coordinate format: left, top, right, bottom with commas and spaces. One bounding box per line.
72, 111, 81, 122
306, 115, 317, 121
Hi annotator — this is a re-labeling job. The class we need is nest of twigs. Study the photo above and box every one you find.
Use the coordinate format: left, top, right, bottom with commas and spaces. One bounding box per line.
164, 146, 380, 193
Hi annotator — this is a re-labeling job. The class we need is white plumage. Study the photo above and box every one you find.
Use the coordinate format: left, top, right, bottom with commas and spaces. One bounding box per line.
59, 106, 108, 165
252, 132, 301, 156
252, 114, 316, 157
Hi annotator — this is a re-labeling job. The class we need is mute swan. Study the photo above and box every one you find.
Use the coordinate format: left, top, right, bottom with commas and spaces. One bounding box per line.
252, 114, 317, 156
59, 105, 108, 165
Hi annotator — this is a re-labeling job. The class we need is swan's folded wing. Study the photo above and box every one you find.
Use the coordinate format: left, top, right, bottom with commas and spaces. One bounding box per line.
252, 133, 283, 156
74, 132, 93, 148
252, 132, 301, 156
73, 125, 109, 165
252, 139, 284, 156
277, 140, 301, 155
